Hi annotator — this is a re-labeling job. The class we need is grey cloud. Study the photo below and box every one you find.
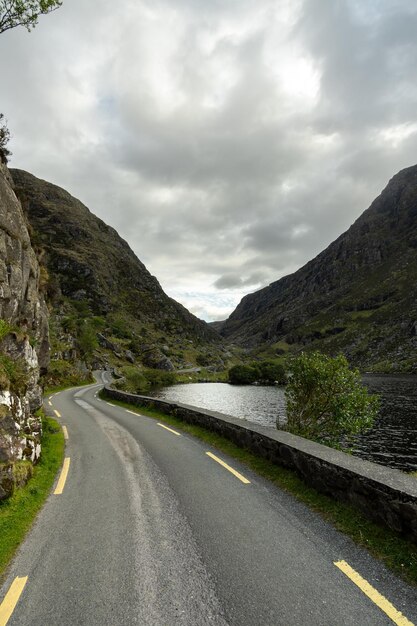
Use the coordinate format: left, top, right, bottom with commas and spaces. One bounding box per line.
214, 270, 267, 290
0, 0, 416, 320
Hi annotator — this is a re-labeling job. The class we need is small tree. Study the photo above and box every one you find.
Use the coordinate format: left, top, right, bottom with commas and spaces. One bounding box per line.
0, 0, 62, 35
228, 364, 259, 385
283, 352, 379, 447
0, 113, 11, 163
257, 360, 286, 385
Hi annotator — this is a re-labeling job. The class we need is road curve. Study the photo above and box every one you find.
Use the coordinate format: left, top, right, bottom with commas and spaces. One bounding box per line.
1, 380, 417, 625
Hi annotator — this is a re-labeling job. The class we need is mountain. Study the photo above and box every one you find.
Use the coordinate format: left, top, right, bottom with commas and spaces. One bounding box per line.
221, 165, 417, 372
11, 169, 222, 379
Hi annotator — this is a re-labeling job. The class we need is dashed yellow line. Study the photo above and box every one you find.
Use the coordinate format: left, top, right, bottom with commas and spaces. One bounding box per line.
157, 423, 181, 436
54, 458, 70, 495
206, 452, 251, 484
334, 560, 414, 626
126, 409, 138, 416
62, 425, 69, 440
48, 400, 52, 406
0, 576, 28, 626
53, 410, 61, 418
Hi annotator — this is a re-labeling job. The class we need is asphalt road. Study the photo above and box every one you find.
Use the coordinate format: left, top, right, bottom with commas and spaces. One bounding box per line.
1, 378, 417, 625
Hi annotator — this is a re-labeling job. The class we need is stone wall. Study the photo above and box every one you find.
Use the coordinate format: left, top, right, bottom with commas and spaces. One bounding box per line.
0, 162, 49, 499
103, 386, 417, 543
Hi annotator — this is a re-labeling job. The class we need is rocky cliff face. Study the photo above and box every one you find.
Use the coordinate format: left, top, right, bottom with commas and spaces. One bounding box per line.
0, 162, 49, 499
222, 165, 417, 371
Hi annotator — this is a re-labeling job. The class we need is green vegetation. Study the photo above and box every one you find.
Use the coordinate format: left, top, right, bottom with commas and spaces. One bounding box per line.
101, 395, 417, 586
0, 319, 14, 341
175, 369, 229, 384
0, 354, 29, 394
0, 0, 62, 35
0, 416, 64, 579
228, 360, 286, 385
283, 352, 379, 447
41, 359, 93, 390
114, 365, 176, 394
77, 319, 99, 357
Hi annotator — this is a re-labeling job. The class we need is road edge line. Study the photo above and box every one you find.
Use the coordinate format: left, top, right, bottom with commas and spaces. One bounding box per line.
334, 560, 414, 626
54, 457, 70, 495
206, 451, 251, 484
0, 576, 28, 626
158, 423, 181, 436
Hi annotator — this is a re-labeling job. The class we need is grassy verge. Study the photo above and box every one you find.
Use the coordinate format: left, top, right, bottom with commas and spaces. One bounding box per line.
102, 393, 417, 586
0, 416, 65, 581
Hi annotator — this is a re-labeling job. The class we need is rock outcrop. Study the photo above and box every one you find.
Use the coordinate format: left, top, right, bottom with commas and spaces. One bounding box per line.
0, 162, 49, 499
221, 165, 417, 371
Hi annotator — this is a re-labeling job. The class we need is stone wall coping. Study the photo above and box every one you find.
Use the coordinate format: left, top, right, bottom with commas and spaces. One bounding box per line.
106, 388, 417, 500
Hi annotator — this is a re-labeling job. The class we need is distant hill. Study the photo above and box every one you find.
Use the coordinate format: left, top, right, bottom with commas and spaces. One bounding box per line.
11, 169, 222, 377
221, 165, 417, 372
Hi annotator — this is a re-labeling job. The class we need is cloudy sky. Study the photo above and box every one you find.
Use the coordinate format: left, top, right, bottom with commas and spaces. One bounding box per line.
1, 0, 416, 320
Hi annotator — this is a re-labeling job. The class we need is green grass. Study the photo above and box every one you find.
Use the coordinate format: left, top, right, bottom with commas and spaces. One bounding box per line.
101, 392, 417, 586
0, 417, 65, 581
44, 378, 93, 395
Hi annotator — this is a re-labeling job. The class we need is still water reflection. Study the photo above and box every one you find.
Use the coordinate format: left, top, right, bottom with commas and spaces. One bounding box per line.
151, 376, 417, 472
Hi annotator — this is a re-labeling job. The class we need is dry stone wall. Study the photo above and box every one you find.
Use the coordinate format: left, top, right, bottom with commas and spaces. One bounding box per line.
104, 386, 417, 543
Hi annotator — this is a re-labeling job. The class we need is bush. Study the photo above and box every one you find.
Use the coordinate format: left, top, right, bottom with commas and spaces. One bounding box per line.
118, 366, 148, 393
143, 368, 176, 387
228, 364, 259, 384
77, 321, 98, 357
283, 352, 379, 447
228, 360, 286, 385
117, 366, 176, 394
257, 361, 287, 384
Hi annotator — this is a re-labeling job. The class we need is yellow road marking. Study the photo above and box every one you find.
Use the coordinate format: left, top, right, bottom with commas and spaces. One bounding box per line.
54, 457, 70, 495
53, 410, 61, 418
0, 576, 28, 626
206, 452, 251, 484
62, 425, 69, 440
334, 560, 414, 626
48, 400, 52, 406
126, 409, 138, 416
157, 423, 181, 436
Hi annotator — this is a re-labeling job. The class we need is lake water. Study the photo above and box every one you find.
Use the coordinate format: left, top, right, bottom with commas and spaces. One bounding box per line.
150, 376, 417, 472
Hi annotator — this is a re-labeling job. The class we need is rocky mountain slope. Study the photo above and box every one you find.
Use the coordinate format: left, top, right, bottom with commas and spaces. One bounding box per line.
221, 165, 417, 372
0, 162, 49, 499
11, 169, 222, 378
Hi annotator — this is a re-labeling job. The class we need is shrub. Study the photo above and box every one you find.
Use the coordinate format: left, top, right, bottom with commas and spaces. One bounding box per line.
117, 366, 176, 393
228, 360, 286, 385
143, 368, 176, 387
77, 320, 98, 357
228, 364, 259, 385
118, 366, 148, 393
257, 360, 287, 384
283, 352, 379, 447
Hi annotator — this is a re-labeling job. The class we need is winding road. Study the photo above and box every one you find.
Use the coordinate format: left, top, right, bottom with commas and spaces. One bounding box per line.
1, 377, 417, 625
